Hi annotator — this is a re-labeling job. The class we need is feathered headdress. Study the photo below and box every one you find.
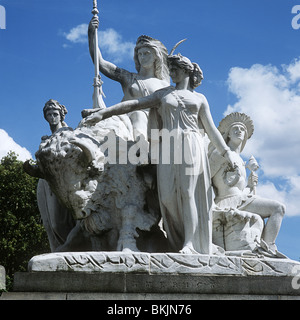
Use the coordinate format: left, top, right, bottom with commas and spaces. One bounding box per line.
218, 112, 254, 152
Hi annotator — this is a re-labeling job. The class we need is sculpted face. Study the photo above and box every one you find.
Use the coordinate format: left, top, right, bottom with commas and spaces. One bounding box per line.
46, 108, 61, 127
169, 65, 188, 84
228, 124, 246, 144
137, 47, 156, 68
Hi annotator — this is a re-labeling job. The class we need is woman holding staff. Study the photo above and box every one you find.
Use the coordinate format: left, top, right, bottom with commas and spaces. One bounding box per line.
82, 51, 236, 255
86, 14, 170, 140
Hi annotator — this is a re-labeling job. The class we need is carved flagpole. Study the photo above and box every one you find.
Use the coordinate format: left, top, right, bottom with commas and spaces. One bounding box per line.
92, 0, 106, 109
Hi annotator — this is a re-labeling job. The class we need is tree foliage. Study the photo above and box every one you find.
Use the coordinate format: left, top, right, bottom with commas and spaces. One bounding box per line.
0, 152, 49, 290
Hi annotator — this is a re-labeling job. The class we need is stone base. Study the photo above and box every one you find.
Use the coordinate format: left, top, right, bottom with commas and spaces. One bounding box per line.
27, 251, 300, 276
6, 252, 300, 299
0, 266, 5, 291
1, 252, 299, 300
2, 292, 300, 300
11, 271, 300, 297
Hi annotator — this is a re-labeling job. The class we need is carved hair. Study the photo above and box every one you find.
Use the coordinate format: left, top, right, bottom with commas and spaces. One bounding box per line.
134, 35, 170, 83
167, 54, 204, 89
43, 99, 68, 127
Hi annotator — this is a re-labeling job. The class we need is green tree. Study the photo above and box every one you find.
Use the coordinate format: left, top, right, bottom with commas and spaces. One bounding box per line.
0, 152, 49, 290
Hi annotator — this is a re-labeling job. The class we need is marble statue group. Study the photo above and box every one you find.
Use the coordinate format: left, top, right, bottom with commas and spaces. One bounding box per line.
24, 7, 287, 260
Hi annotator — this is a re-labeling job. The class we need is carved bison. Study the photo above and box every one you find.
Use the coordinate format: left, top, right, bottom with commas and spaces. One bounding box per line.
25, 116, 165, 253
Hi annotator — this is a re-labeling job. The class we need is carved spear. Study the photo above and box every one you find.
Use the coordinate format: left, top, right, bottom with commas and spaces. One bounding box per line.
92, 0, 106, 109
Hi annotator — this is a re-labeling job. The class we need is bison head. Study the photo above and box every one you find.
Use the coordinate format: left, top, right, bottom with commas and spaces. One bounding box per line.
33, 127, 105, 220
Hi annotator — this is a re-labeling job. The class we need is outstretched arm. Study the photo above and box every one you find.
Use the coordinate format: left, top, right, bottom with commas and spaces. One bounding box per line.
199, 96, 236, 168
81, 92, 161, 126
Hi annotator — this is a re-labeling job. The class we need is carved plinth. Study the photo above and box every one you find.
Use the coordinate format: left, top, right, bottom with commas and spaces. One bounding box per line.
0, 266, 5, 291
27, 252, 300, 277
11, 252, 300, 297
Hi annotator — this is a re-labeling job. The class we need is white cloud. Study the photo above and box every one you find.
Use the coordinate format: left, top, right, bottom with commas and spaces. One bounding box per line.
256, 178, 300, 217
0, 129, 32, 162
98, 28, 135, 63
62, 24, 134, 63
285, 58, 300, 83
224, 59, 300, 216
63, 23, 88, 44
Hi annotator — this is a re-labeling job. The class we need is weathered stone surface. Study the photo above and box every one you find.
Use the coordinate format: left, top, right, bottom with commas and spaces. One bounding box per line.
2, 292, 300, 300
29, 252, 150, 273
28, 252, 300, 278
0, 266, 5, 291
10, 252, 300, 298
12, 271, 300, 296
213, 210, 263, 252
13, 271, 126, 293
150, 253, 243, 275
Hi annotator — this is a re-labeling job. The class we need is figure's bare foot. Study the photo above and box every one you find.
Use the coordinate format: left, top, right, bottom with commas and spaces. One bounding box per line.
180, 244, 198, 254
117, 237, 140, 253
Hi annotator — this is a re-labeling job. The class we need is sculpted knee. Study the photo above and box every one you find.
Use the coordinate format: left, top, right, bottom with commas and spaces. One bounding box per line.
275, 201, 286, 217
279, 203, 286, 217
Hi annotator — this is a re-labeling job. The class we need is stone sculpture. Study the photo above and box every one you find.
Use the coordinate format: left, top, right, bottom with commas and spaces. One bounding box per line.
23, 3, 287, 261
42, 99, 68, 135
81, 52, 237, 255
25, 104, 166, 253
86, 16, 170, 140
14, 3, 300, 299
0, 265, 5, 291
209, 112, 286, 257
24, 100, 76, 252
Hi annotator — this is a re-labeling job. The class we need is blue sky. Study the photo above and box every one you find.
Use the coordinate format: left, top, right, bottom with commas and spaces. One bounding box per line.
0, 0, 300, 260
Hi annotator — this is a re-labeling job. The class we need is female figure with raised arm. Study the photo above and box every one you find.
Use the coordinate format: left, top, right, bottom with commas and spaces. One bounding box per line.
86, 16, 170, 140
82, 53, 236, 255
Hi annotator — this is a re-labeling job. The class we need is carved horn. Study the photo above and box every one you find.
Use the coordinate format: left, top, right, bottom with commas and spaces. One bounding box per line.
23, 160, 45, 179
169, 39, 187, 56
70, 138, 96, 164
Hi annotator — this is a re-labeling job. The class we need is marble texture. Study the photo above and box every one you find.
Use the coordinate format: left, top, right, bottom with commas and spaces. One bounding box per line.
22, 5, 289, 261
28, 252, 300, 277
209, 113, 285, 256
0, 266, 5, 291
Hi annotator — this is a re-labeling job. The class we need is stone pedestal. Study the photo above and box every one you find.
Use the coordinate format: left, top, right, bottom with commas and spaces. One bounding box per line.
3, 252, 300, 300
0, 266, 5, 291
